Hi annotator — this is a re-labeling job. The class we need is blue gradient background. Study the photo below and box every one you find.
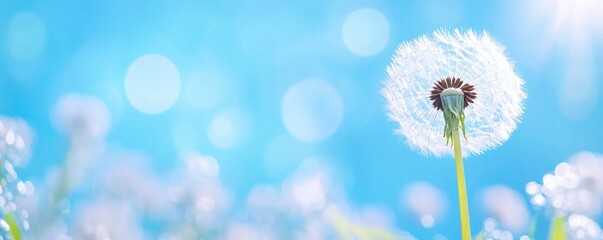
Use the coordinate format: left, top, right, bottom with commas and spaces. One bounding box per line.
1, 0, 602, 238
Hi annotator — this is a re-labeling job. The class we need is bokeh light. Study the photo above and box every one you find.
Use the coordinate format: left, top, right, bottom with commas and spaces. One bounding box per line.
208, 109, 248, 149
341, 8, 390, 57
124, 54, 181, 115
281, 79, 344, 143
6, 12, 46, 61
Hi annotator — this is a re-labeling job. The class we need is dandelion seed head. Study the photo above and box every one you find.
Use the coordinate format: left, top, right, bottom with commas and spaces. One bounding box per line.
383, 29, 526, 157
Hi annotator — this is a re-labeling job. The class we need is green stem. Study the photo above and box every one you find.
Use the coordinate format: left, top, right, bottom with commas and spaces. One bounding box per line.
548, 214, 568, 240
527, 211, 539, 239
452, 125, 472, 240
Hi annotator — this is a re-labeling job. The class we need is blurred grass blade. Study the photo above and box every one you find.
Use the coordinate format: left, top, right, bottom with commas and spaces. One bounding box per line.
527, 212, 539, 239
475, 230, 483, 240
548, 215, 567, 240
4, 212, 22, 240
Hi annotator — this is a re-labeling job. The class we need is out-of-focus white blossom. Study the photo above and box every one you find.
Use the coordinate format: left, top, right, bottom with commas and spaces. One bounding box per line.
52, 93, 111, 142
0, 117, 34, 239
73, 199, 144, 240
477, 218, 519, 240
566, 214, 603, 240
382, 29, 525, 157
526, 151, 603, 217
0, 117, 33, 166
401, 181, 447, 228
481, 185, 530, 233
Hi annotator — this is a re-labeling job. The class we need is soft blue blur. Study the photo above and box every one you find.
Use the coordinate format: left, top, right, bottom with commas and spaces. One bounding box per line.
1, 0, 602, 238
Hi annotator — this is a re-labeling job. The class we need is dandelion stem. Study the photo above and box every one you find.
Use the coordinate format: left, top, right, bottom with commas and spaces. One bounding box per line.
452, 123, 472, 240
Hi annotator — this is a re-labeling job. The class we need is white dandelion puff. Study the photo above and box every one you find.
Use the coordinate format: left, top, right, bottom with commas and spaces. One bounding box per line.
382, 29, 526, 157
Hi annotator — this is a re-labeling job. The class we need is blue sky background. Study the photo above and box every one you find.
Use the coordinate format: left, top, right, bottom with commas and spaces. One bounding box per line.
1, 0, 602, 238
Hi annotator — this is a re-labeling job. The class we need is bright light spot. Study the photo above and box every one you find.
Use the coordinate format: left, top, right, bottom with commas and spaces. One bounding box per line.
420, 214, 435, 228
0, 219, 9, 232
531, 194, 546, 206
342, 8, 390, 56
525, 181, 541, 195
543, 174, 558, 190
184, 71, 230, 109
16, 181, 26, 195
124, 54, 181, 114
555, 162, 572, 177
281, 79, 344, 142
5, 130, 15, 145
208, 109, 247, 149
7, 12, 46, 60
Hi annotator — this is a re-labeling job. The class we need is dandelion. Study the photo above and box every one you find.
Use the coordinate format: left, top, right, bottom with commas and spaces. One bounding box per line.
382, 29, 526, 239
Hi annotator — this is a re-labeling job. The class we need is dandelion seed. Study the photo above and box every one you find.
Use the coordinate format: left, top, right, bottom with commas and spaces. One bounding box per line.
382, 29, 526, 239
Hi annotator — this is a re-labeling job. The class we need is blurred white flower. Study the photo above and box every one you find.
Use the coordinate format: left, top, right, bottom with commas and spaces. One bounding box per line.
382, 29, 525, 157
526, 151, 603, 217
0, 117, 34, 240
52, 93, 111, 142
0, 117, 33, 166
478, 218, 517, 240
282, 159, 341, 215
73, 199, 144, 240
102, 152, 174, 218
566, 214, 603, 240
223, 223, 277, 240
401, 181, 447, 228
481, 185, 530, 233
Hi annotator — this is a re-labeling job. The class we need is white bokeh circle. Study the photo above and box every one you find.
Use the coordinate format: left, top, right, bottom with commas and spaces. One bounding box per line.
124, 54, 181, 114
208, 109, 247, 149
342, 8, 390, 57
281, 79, 344, 142
7, 12, 46, 60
